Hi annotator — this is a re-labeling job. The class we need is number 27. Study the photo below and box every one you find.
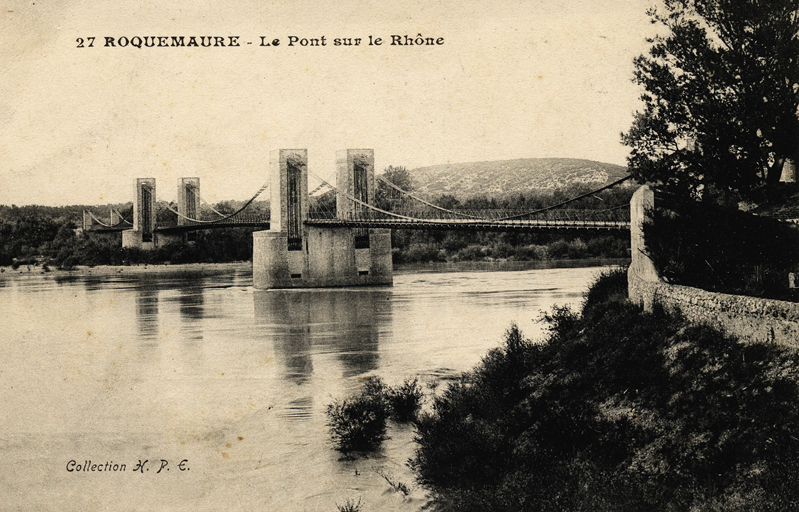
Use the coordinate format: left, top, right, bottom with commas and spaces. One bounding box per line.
76, 37, 95, 48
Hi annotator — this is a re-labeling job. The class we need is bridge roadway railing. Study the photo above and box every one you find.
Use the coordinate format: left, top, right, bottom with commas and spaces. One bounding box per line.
305, 208, 631, 231
88, 225, 132, 233
154, 214, 271, 232
307, 208, 630, 222
104, 209, 629, 233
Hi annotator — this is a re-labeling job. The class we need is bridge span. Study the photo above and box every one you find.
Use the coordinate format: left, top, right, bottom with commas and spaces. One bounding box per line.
305, 214, 629, 233
84, 148, 632, 289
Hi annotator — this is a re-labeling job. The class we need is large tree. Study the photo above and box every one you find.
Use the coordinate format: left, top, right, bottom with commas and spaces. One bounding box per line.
375, 165, 414, 210
622, 0, 799, 202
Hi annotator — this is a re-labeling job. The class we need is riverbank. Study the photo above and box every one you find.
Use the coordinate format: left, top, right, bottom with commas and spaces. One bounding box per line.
0, 261, 253, 280
394, 257, 630, 275
412, 269, 799, 511
0, 258, 630, 282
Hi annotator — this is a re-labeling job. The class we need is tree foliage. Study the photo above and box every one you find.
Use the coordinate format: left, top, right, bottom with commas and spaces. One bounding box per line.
375, 165, 414, 210
643, 198, 799, 300
622, 0, 799, 201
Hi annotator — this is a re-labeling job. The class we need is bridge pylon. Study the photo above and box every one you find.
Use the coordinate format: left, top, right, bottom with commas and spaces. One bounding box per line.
253, 149, 393, 289
121, 178, 182, 249
177, 177, 201, 242
82, 210, 96, 231
178, 177, 201, 227
122, 178, 157, 249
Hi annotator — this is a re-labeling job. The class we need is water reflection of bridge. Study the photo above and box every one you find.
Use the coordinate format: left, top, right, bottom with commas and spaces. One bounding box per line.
254, 289, 391, 382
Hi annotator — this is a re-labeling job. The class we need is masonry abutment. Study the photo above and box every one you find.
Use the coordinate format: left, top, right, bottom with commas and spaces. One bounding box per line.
627, 184, 799, 346
627, 185, 659, 309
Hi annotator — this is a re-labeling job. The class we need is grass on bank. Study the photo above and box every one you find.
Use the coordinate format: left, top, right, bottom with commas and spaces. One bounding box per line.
410, 267, 799, 511
335, 497, 362, 512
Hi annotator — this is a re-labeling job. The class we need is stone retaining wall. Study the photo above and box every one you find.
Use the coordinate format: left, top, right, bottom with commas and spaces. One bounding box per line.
628, 185, 799, 347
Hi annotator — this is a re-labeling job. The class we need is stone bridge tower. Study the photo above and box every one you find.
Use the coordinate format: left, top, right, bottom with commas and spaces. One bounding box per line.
253, 149, 392, 289
122, 177, 191, 249
178, 177, 201, 226
122, 178, 157, 249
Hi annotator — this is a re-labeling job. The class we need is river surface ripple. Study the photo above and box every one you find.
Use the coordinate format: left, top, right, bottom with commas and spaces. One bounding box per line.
0, 264, 616, 511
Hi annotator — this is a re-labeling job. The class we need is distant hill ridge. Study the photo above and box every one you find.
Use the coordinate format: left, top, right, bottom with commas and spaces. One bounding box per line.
407, 158, 629, 198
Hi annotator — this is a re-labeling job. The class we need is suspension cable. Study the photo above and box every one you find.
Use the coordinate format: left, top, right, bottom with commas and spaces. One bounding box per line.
375, 175, 484, 219
86, 210, 113, 228
111, 208, 133, 225
309, 170, 631, 224
85, 209, 132, 228
200, 196, 228, 217
307, 170, 433, 222
309, 181, 331, 196
493, 175, 632, 221
596, 203, 630, 213
158, 181, 270, 224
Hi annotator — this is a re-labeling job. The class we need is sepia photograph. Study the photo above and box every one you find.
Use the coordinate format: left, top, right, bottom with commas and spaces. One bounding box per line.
1, 0, 798, 510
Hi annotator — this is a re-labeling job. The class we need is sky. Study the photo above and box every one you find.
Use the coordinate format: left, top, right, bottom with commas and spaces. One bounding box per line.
0, 0, 658, 206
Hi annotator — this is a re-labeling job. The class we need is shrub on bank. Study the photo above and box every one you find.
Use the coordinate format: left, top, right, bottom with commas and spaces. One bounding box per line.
386, 378, 424, 423
326, 376, 425, 453
411, 268, 799, 511
326, 379, 388, 453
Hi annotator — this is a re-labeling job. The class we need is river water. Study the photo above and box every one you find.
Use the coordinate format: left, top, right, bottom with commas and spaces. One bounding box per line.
0, 263, 615, 511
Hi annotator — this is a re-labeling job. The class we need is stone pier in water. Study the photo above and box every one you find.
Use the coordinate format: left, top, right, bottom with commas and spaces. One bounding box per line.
253, 149, 393, 289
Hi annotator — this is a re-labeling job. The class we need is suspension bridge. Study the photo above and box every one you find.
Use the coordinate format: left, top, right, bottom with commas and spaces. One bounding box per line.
82, 149, 632, 289
84, 168, 631, 235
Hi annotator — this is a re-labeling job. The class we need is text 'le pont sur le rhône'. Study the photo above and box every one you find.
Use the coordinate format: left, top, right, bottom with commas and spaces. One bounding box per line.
76, 34, 445, 49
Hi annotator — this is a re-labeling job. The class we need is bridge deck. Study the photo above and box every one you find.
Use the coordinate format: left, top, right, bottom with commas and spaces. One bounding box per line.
155, 221, 270, 234
87, 208, 631, 234
305, 218, 630, 232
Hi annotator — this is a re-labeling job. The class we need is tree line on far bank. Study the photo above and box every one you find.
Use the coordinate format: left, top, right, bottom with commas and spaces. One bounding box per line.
0, 202, 259, 268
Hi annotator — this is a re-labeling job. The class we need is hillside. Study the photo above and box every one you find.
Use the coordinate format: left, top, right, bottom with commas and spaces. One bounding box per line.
407, 158, 629, 198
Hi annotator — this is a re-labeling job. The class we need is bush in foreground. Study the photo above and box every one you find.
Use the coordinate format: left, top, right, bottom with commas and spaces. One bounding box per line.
327, 378, 388, 453
335, 497, 362, 512
411, 269, 799, 511
386, 378, 424, 423
327, 376, 425, 453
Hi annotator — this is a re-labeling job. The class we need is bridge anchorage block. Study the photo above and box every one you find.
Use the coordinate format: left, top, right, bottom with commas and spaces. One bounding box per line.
253, 149, 393, 289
